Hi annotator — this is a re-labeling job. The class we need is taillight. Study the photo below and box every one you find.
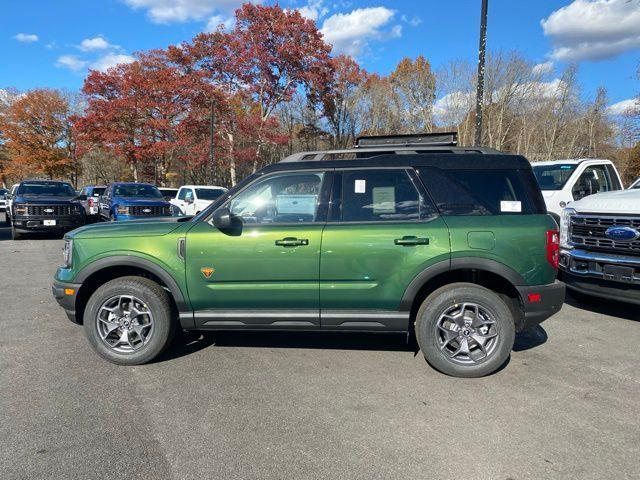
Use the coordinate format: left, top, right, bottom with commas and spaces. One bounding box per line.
88, 198, 95, 207
546, 229, 559, 269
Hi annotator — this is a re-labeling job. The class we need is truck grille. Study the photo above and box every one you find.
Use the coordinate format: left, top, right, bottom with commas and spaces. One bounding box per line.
570, 215, 640, 254
26, 205, 76, 216
129, 205, 170, 216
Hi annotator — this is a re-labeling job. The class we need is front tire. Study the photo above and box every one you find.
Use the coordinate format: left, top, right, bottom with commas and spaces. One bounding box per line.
415, 283, 515, 378
83, 276, 176, 365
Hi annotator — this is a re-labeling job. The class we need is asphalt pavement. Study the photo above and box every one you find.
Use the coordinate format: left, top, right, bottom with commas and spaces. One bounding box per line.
0, 212, 639, 480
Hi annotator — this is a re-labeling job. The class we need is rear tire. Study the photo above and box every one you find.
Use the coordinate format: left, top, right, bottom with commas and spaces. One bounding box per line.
83, 276, 176, 365
415, 283, 515, 378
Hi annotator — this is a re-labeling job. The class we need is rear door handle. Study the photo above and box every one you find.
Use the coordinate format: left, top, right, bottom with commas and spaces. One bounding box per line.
275, 237, 309, 247
394, 236, 429, 246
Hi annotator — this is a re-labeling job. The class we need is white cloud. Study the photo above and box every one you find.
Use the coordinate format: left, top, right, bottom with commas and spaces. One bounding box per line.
320, 7, 399, 56
123, 0, 250, 23
532, 61, 554, 75
541, 0, 640, 61
401, 14, 422, 27
297, 0, 329, 21
14, 33, 38, 43
78, 36, 116, 51
56, 55, 88, 71
90, 53, 135, 72
205, 13, 235, 31
607, 98, 639, 116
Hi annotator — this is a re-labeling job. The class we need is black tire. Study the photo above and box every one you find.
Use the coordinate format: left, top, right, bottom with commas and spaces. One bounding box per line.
415, 283, 515, 378
83, 276, 176, 365
11, 225, 23, 240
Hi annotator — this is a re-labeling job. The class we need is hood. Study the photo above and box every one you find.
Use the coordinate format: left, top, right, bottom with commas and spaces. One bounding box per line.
69, 217, 184, 239
541, 190, 558, 198
113, 196, 169, 205
15, 195, 80, 204
568, 189, 640, 214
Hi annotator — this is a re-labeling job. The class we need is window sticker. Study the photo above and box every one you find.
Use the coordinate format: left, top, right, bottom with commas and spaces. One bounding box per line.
354, 179, 366, 193
500, 200, 521, 212
372, 187, 396, 214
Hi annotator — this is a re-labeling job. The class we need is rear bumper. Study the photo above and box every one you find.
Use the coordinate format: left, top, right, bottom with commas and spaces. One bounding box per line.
13, 215, 84, 232
516, 280, 565, 331
52, 279, 81, 324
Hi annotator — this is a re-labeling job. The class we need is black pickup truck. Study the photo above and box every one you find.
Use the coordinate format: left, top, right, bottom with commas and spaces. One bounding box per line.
9, 180, 86, 240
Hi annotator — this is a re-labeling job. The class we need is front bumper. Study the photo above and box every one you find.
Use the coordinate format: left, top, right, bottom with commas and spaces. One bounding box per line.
13, 215, 84, 232
515, 280, 565, 331
52, 279, 82, 324
559, 248, 640, 305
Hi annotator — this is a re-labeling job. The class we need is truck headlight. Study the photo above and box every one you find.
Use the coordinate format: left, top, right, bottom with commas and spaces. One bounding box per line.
116, 205, 129, 215
14, 204, 27, 215
560, 208, 576, 249
62, 238, 73, 267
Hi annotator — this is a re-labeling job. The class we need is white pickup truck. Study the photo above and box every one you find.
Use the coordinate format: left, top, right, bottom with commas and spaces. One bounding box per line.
532, 159, 624, 222
170, 185, 227, 216
559, 188, 640, 305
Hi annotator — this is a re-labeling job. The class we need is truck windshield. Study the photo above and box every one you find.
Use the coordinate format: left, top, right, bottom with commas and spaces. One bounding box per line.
532, 164, 577, 190
195, 188, 225, 201
114, 184, 163, 198
17, 182, 76, 196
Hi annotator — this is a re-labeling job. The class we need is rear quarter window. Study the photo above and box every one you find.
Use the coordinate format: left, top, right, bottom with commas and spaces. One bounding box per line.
417, 167, 546, 216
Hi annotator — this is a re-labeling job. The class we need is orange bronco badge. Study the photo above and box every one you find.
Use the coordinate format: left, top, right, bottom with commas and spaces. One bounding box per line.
200, 267, 215, 279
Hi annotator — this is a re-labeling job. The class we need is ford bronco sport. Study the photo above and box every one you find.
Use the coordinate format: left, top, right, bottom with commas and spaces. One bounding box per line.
52, 133, 565, 377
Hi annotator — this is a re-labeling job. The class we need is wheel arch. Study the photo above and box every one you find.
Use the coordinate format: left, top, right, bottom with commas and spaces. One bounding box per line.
73, 256, 189, 326
400, 258, 525, 330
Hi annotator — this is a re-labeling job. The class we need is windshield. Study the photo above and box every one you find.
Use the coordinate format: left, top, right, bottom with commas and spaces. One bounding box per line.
17, 182, 76, 196
91, 187, 106, 196
196, 188, 226, 201
532, 164, 577, 190
114, 184, 163, 198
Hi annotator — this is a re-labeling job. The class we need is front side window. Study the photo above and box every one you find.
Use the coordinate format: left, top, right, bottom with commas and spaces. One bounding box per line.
184, 189, 194, 202
338, 169, 435, 222
229, 171, 325, 224
572, 165, 612, 200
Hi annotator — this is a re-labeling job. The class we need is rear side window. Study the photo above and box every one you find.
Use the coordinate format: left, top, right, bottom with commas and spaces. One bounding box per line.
418, 168, 546, 216
336, 169, 437, 222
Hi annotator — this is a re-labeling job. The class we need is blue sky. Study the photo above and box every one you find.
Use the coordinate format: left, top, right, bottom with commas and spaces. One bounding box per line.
1, 0, 639, 112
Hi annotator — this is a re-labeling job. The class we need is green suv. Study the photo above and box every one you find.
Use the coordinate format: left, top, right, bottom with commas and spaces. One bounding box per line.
52, 135, 564, 377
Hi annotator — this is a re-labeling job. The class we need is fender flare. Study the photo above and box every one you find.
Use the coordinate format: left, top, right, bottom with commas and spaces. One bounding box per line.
75, 256, 189, 313
399, 257, 525, 311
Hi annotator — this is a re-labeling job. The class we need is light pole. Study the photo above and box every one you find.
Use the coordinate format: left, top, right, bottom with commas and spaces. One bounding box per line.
209, 99, 215, 184
475, 0, 488, 146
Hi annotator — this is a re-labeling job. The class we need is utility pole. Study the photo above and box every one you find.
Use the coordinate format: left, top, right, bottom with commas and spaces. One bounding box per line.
209, 99, 215, 184
475, 0, 489, 146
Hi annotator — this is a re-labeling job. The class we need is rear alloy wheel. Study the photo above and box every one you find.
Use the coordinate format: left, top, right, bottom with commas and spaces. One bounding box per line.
84, 276, 176, 365
415, 283, 515, 378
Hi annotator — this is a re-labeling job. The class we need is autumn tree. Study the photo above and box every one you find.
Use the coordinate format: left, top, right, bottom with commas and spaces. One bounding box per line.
390, 56, 436, 133
0, 89, 74, 180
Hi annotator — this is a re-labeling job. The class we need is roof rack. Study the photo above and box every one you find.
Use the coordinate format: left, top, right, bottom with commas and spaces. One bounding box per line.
355, 132, 458, 148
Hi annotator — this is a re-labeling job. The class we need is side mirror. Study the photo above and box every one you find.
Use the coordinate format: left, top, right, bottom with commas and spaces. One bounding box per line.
212, 207, 233, 229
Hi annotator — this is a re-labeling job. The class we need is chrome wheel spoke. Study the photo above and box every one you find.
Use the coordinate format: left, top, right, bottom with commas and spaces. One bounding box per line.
96, 294, 154, 353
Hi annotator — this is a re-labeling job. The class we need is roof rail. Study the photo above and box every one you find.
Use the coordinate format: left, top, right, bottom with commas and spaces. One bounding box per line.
355, 132, 458, 148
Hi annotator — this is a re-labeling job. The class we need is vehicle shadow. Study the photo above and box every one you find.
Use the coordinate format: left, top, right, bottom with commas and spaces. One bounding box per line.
565, 291, 639, 321
156, 325, 549, 363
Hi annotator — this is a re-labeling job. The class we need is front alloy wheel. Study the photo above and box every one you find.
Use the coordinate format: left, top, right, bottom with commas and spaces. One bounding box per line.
96, 295, 155, 353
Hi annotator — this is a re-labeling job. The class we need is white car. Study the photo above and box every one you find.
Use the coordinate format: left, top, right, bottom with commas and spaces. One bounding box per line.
531, 159, 623, 221
629, 177, 639, 189
5, 183, 19, 222
559, 188, 640, 305
171, 185, 227, 215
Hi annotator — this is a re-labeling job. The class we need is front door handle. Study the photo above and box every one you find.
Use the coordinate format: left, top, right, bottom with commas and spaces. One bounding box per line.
394, 236, 429, 246
275, 237, 309, 247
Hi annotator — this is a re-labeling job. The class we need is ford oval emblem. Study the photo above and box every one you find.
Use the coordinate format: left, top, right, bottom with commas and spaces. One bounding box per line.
143, 208, 151, 213
605, 226, 640, 242
44, 208, 54, 213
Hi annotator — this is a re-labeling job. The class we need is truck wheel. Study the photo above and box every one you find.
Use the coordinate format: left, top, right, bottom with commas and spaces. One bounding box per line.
83, 276, 176, 365
415, 283, 515, 378
11, 225, 23, 240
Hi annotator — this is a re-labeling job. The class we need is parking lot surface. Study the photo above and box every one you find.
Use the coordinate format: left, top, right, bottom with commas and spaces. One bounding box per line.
0, 213, 639, 480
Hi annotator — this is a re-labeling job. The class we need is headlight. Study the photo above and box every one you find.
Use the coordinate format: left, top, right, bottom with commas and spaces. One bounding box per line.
116, 205, 129, 215
560, 208, 576, 249
14, 204, 27, 215
62, 238, 73, 267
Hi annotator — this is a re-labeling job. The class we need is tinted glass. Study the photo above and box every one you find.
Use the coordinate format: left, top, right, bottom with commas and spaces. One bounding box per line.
230, 172, 324, 224
113, 184, 163, 198
195, 188, 225, 201
177, 188, 188, 200
418, 168, 545, 216
339, 169, 436, 222
572, 165, 612, 200
17, 182, 76, 196
532, 164, 577, 190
